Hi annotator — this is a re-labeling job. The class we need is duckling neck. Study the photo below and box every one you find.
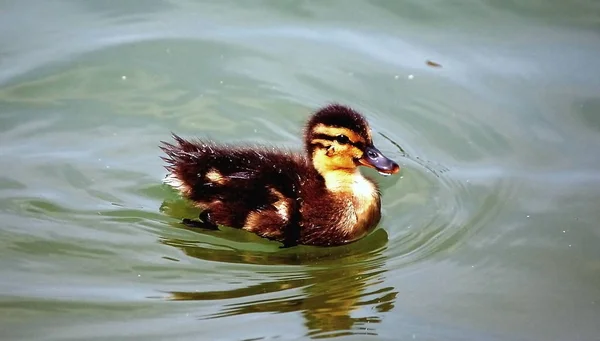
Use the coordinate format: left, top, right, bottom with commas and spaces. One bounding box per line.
321, 170, 379, 209
321, 169, 369, 193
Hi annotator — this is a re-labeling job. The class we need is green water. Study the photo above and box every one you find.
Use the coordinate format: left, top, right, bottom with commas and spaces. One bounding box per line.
1, 1, 600, 340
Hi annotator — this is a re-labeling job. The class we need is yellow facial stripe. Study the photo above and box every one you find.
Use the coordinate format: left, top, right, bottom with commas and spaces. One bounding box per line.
312, 124, 365, 144
310, 138, 333, 147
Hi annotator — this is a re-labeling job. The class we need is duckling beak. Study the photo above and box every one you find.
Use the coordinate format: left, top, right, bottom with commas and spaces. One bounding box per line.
358, 146, 400, 176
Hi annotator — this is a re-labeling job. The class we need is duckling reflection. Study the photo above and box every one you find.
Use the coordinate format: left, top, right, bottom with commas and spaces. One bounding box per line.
159, 212, 397, 338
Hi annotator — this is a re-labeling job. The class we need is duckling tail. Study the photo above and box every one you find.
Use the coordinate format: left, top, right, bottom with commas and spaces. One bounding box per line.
159, 133, 201, 196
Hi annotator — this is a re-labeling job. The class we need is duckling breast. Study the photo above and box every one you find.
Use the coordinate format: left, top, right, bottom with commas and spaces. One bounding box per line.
347, 175, 381, 241
297, 173, 381, 245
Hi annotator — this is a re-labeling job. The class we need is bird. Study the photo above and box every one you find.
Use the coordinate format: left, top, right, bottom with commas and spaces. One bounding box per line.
160, 104, 400, 247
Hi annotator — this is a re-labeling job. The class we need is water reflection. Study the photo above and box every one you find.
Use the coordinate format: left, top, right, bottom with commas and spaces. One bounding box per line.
160, 200, 397, 338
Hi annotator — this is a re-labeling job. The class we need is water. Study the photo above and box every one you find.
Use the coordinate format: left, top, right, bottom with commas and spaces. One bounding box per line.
1, 1, 600, 340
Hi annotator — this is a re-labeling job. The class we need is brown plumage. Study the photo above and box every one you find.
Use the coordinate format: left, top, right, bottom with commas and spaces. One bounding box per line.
160, 104, 400, 247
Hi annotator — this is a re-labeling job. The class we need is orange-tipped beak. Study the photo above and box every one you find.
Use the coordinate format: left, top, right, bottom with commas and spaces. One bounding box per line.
357, 146, 400, 176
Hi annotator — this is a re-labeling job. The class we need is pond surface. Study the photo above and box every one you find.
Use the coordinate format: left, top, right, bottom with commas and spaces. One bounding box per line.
1, 1, 599, 340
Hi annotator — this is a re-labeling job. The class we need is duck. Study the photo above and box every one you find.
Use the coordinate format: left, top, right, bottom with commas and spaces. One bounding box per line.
160, 104, 400, 247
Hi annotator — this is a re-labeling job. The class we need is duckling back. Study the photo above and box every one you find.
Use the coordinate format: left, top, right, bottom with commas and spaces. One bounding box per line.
161, 134, 309, 243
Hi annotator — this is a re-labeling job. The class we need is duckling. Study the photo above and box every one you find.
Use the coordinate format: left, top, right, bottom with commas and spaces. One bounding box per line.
160, 104, 400, 247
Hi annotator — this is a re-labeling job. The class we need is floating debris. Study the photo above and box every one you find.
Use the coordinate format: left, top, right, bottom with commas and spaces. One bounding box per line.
426, 60, 442, 68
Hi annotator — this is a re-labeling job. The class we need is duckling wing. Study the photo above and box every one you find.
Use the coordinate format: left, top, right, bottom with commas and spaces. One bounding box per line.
160, 134, 307, 232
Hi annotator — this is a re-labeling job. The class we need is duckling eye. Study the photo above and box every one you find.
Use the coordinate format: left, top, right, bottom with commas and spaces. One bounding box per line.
335, 135, 350, 144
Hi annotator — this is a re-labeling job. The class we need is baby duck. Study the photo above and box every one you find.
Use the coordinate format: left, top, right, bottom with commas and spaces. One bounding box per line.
160, 104, 400, 247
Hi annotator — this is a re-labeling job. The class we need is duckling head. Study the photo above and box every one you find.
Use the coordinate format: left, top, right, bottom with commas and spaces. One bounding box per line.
304, 104, 400, 177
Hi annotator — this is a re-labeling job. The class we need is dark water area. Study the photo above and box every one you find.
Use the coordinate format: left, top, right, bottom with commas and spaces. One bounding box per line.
1, 1, 599, 340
